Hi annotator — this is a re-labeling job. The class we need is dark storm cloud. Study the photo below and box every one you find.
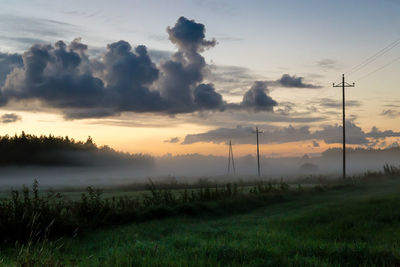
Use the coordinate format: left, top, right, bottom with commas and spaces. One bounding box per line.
182, 121, 400, 145
193, 83, 224, 109
1, 39, 165, 118
0, 113, 21, 123
156, 16, 222, 113
275, 74, 322, 89
0, 53, 23, 86
240, 81, 277, 111
167, 16, 216, 51
0, 17, 277, 118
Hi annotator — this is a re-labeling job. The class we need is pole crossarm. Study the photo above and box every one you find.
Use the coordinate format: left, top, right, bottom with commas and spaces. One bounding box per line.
333, 82, 355, 87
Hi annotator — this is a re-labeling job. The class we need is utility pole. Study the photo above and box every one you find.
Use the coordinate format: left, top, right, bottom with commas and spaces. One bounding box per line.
253, 127, 263, 177
227, 140, 236, 175
333, 74, 355, 179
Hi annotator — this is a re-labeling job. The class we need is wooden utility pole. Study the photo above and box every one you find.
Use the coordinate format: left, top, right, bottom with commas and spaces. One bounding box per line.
253, 127, 263, 177
227, 140, 236, 175
333, 74, 355, 179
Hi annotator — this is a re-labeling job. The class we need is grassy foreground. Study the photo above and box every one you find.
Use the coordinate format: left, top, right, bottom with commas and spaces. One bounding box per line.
2, 177, 400, 266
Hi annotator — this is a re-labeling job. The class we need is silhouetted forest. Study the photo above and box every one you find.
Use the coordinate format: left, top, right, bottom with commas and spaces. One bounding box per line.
0, 132, 153, 167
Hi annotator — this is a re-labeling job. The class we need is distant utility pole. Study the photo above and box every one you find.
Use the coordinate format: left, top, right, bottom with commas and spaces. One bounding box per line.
253, 127, 263, 177
333, 74, 355, 179
227, 140, 236, 175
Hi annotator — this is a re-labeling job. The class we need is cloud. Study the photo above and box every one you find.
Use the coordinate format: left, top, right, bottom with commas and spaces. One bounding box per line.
208, 69, 322, 96
381, 109, 400, 118
147, 49, 173, 63
0, 53, 23, 86
275, 74, 322, 89
240, 81, 277, 111
317, 98, 361, 108
215, 35, 244, 42
366, 126, 400, 139
307, 98, 362, 115
313, 121, 368, 144
164, 137, 180, 143
1, 113, 21, 123
182, 121, 400, 145
0, 17, 277, 119
183, 125, 313, 145
183, 125, 256, 144
2, 40, 114, 117
156, 16, 220, 113
317, 59, 338, 69
275, 102, 296, 115
0, 36, 48, 47
0, 14, 77, 50
206, 65, 258, 96
193, 83, 224, 109
166, 16, 216, 52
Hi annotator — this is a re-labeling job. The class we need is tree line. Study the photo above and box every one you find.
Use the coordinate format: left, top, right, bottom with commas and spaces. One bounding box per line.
0, 132, 153, 167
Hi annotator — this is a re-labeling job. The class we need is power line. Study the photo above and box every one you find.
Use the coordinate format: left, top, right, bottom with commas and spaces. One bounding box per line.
356, 56, 400, 82
346, 37, 400, 75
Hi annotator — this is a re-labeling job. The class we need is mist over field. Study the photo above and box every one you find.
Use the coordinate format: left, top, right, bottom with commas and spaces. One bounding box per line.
155, 148, 400, 178
1, 147, 399, 189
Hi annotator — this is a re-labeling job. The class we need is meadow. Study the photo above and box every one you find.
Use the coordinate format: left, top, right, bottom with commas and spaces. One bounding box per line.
1, 166, 400, 266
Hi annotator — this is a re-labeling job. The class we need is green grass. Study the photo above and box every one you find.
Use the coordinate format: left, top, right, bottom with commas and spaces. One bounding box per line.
2, 177, 400, 266
0, 179, 295, 244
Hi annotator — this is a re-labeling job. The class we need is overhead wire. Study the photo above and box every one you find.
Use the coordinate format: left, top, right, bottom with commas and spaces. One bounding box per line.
304, 36, 400, 113
346, 37, 400, 75
356, 56, 400, 82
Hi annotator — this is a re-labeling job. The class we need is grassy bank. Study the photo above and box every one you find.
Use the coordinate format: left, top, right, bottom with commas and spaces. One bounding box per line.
1, 175, 400, 266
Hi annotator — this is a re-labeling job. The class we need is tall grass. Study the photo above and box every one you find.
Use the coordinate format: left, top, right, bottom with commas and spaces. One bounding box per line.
2, 163, 399, 245
0, 178, 293, 244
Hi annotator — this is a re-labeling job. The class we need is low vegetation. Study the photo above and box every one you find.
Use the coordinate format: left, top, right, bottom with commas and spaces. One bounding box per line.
0, 178, 296, 244
1, 164, 400, 265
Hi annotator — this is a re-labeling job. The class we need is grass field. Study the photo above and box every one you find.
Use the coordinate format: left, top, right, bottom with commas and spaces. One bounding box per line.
1, 175, 400, 266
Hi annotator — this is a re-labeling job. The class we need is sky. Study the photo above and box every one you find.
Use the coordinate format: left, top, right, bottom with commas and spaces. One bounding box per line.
0, 0, 400, 157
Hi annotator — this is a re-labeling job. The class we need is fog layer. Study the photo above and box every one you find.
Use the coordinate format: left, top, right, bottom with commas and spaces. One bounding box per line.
1, 147, 399, 190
